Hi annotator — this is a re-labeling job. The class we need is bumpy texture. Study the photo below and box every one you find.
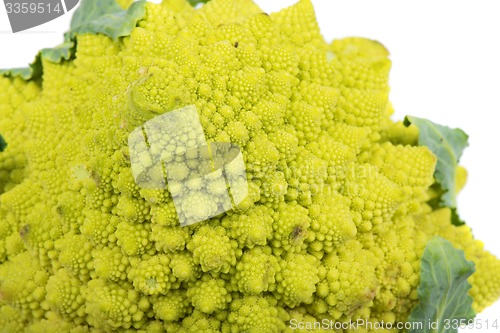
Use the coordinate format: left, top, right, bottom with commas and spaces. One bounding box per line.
0, 0, 500, 332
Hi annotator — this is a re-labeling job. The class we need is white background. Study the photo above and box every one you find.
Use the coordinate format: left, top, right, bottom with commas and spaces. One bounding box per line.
1, 0, 499, 330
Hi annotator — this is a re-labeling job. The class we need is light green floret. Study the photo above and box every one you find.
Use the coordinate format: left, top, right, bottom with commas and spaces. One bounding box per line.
150, 201, 179, 226
170, 251, 201, 283
179, 190, 220, 223
286, 147, 328, 206
18, 205, 62, 267
151, 224, 190, 252
187, 225, 236, 274
245, 134, 280, 180
268, 127, 299, 161
55, 234, 93, 281
45, 269, 87, 323
152, 290, 191, 322
186, 274, 231, 314
283, 307, 331, 333
128, 254, 178, 295
307, 193, 357, 255
225, 121, 249, 146
0, 211, 11, 262
0, 252, 48, 319
92, 246, 130, 282
275, 253, 320, 307
23, 314, 87, 333
271, 202, 311, 255
225, 296, 286, 333
116, 195, 151, 223
258, 171, 288, 207
115, 221, 153, 256
222, 205, 273, 249
177, 310, 222, 333
80, 209, 120, 246
0, 305, 27, 333
54, 191, 86, 235
139, 187, 170, 205
232, 246, 279, 294
316, 239, 378, 320
115, 166, 141, 197
85, 279, 149, 330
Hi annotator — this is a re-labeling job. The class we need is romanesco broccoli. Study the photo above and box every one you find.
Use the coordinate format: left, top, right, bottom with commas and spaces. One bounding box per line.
0, 0, 499, 332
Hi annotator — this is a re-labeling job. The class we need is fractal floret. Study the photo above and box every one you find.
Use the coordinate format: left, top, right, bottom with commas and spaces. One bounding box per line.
0, 0, 499, 332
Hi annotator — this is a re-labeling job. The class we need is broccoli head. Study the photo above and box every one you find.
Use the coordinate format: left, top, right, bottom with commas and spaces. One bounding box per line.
0, 0, 499, 332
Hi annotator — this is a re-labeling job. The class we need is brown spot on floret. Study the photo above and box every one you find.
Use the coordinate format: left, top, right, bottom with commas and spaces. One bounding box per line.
19, 224, 30, 241
290, 226, 304, 240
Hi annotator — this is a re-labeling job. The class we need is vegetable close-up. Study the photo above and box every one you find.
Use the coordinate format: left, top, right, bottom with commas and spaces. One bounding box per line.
0, 0, 499, 332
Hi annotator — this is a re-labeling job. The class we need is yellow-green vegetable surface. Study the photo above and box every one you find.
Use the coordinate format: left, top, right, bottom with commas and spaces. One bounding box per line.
0, 0, 499, 332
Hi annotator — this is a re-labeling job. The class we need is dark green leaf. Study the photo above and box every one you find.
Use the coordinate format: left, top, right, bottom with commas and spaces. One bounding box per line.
451, 208, 465, 227
188, 0, 210, 6
408, 236, 476, 333
404, 116, 469, 209
0, 134, 6, 152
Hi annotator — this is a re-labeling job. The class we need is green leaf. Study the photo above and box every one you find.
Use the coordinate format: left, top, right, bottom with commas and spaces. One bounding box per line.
0, 67, 33, 81
40, 41, 76, 62
1, 0, 147, 81
404, 116, 469, 209
408, 236, 476, 333
69, 0, 146, 40
0, 134, 6, 152
450, 208, 465, 227
188, 0, 210, 6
